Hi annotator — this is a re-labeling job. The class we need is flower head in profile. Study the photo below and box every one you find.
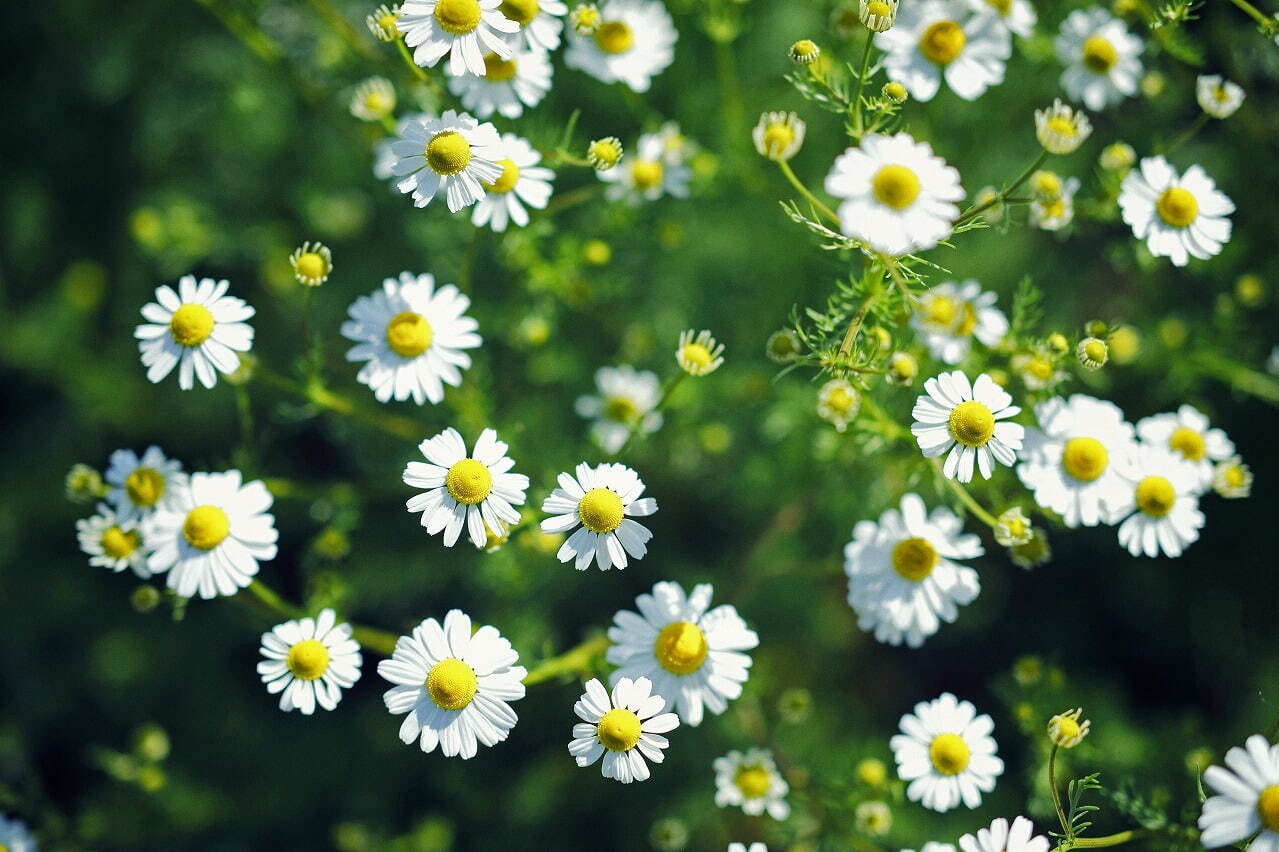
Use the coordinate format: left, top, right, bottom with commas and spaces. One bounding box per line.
958, 816, 1049, 852
817, 379, 860, 432
77, 504, 152, 578
912, 371, 1024, 483
389, 110, 505, 212
258, 609, 363, 715
1198, 734, 1279, 850
136, 276, 255, 391
469, 133, 555, 232
1109, 445, 1204, 558
1197, 74, 1245, 119
676, 329, 724, 376
859, 0, 898, 33
448, 45, 553, 119
753, 111, 806, 162
568, 676, 679, 783
570, 3, 600, 33
1212, 456, 1252, 499
911, 280, 1008, 365
1029, 176, 1079, 232
876, 0, 1011, 102
105, 446, 186, 523
891, 692, 1004, 812
564, 0, 677, 92
575, 365, 663, 452
398, 0, 518, 77
1054, 8, 1143, 111
1099, 141, 1136, 173
1136, 404, 1234, 492
714, 748, 790, 820
350, 76, 396, 121
1119, 156, 1234, 267
367, 4, 402, 40
1035, 99, 1092, 155
1047, 708, 1091, 748
540, 462, 656, 570
289, 241, 332, 287
497, 0, 567, 51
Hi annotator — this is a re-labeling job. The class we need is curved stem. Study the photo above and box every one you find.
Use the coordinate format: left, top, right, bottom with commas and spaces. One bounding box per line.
851, 27, 876, 136
610, 371, 686, 459
1049, 745, 1071, 837
251, 363, 424, 441
956, 150, 1048, 226
1161, 112, 1210, 155
1053, 829, 1151, 850
1191, 352, 1279, 406
931, 458, 1001, 529
523, 634, 610, 686
778, 161, 841, 224
1226, 0, 1275, 29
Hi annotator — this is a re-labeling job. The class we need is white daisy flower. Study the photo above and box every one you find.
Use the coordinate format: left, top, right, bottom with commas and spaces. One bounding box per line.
104, 445, 185, 522
753, 111, 806, 163
0, 815, 36, 852
350, 76, 396, 122
540, 462, 656, 570
375, 112, 434, 182
448, 45, 552, 119
606, 580, 758, 726
135, 276, 255, 391
1035, 99, 1092, 155
877, 0, 1011, 102
966, 0, 1035, 38
497, 0, 567, 50
817, 379, 861, 432
144, 471, 279, 600
1109, 445, 1204, 558
1016, 394, 1137, 527
1029, 176, 1079, 231
341, 271, 482, 405
575, 365, 663, 453
469, 133, 554, 232
389, 110, 505, 213
599, 128, 690, 204
378, 609, 527, 759
257, 608, 363, 715
958, 816, 1050, 852
713, 748, 791, 820
891, 692, 1004, 812
76, 504, 152, 578
404, 427, 530, 548
1197, 74, 1245, 119
844, 493, 983, 648
1198, 734, 1279, 850
1136, 404, 1234, 492
569, 676, 679, 783
676, 329, 725, 376
912, 371, 1024, 483
1213, 456, 1253, 499
825, 132, 965, 257
911, 280, 1008, 365
398, 0, 518, 77
1054, 7, 1143, 111
563, 0, 676, 92
1119, 156, 1234, 267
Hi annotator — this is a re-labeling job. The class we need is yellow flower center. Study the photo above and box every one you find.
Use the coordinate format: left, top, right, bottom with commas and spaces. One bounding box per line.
1054, 715, 1081, 741
919, 20, 966, 65
594, 20, 634, 54
499, 0, 539, 26
577, 487, 625, 533
169, 304, 215, 347
604, 394, 639, 424
426, 657, 478, 710
434, 0, 482, 34
957, 304, 979, 336
125, 467, 166, 507
1135, 475, 1176, 518
681, 343, 713, 369
287, 639, 331, 680
826, 386, 857, 414
588, 138, 623, 168
182, 505, 231, 551
653, 621, 709, 675
923, 295, 957, 327
596, 707, 642, 751
1033, 171, 1063, 199
929, 733, 971, 775
631, 159, 664, 190
1026, 356, 1054, 380
866, 0, 893, 15
948, 400, 996, 447
1223, 466, 1246, 488
1156, 187, 1198, 228
385, 311, 434, 357
1004, 516, 1029, 540
1061, 437, 1108, 482
379, 12, 399, 30
482, 52, 518, 81
295, 251, 327, 280
483, 158, 520, 193
1258, 785, 1279, 832
763, 123, 795, 156
445, 458, 493, 505
1047, 116, 1077, 138
735, 765, 773, 798
1082, 35, 1117, 73
985, 0, 1012, 15
425, 130, 473, 176
892, 537, 938, 582
871, 164, 921, 211
102, 526, 141, 559
1082, 339, 1108, 363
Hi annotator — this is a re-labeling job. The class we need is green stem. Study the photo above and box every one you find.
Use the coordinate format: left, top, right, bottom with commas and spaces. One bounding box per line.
252, 363, 424, 441
1226, 0, 1275, 29
395, 36, 446, 99
380, 114, 398, 135
523, 635, 611, 686
851, 27, 876, 136
713, 37, 745, 147
1049, 745, 1071, 837
1053, 829, 1152, 850
1192, 352, 1279, 406
305, 0, 379, 60
458, 226, 480, 292
778, 160, 841, 224
957, 150, 1048, 226
242, 580, 303, 620
610, 372, 686, 459
543, 184, 604, 216
1161, 112, 1210, 155
931, 458, 1001, 529
838, 281, 881, 357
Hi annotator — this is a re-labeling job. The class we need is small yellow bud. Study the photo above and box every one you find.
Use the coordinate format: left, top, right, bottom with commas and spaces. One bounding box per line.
583, 239, 612, 265
856, 757, 888, 787
1047, 332, 1069, 354
1077, 337, 1109, 370
1047, 708, 1091, 748
887, 352, 917, 385
789, 39, 821, 64
66, 463, 106, 504
882, 81, 908, 103
1235, 274, 1266, 307
586, 136, 623, 171
570, 3, 601, 34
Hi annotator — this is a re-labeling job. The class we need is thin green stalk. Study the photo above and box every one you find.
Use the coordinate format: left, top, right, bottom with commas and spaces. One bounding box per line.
543, 184, 604, 216
380, 114, 398, 135
778, 160, 840, 224
1161, 112, 1210, 155
1226, 0, 1275, 29
523, 635, 611, 686
242, 580, 303, 620
1049, 745, 1071, 837
713, 37, 745, 147
851, 27, 876, 136
1192, 352, 1279, 406
1053, 829, 1151, 850
611, 372, 687, 460
838, 282, 881, 357
252, 363, 424, 441
931, 458, 1001, 529
957, 150, 1048, 226
458, 226, 480, 292
395, 37, 446, 98
305, 0, 379, 60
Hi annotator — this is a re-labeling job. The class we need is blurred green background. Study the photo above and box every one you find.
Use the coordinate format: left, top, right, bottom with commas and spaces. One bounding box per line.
3, 0, 1279, 849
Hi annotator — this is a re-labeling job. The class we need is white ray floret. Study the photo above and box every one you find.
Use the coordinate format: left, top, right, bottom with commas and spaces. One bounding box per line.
575, 365, 664, 453
389, 110, 505, 212
77, 504, 152, 578
713, 747, 791, 820
497, 0, 567, 50
448, 45, 553, 119
135, 276, 255, 391
540, 462, 656, 570
104, 445, 186, 523
1119, 156, 1234, 267
258, 608, 363, 715
912, 371, 1024, 483
469, 133, 554, 232
877, 0, 1011, 102
398, 0, 519, 77
1136, 403, 1234, 493
1109, 445, 1204, 558
1054, 7, 1142, 111
1198, 734, 1279, 851
891, 692, 1004, 812
957, 816, 1050, 852
568, 676, 679, 783
563, 0, 677, 92
911, 280, 1008, 365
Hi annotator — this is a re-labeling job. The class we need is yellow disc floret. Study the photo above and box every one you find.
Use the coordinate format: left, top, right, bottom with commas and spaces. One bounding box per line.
1169, 427, 1206, 460
1258, 785, 1279, 832
1156, 187, 1198, 228
680, 343, 713, 370
604, 395, 639, 424
434, 0, 483, 34
126, 467, 166, 507
923, 295, 957, 327
1062, 437, 1108, 482
385, 311, 434, 357
294, 252, 327, 282
169, 304, 215, 347
578, 487, 625, 533
102, 526, 141, 559
762, 122, 795, 157
631, 159, 664, 190
734, 765, 773, 798
483, 53, 518, 81
499, 0, 540, 26
1135, 475, 1176, 517
948, 400, 996, 447
287, 639, 331, 681
985, 0, 1012, 14
653, 621, 709, 675
426, 130, 473, 176
183, 505, 231, 551
872, 165, 922, 211
919, 20, 966, 65
929, 733, 971, 775
445, 458, 494, 506
892, 537, 938, 582
1082, 35, 1117, 73
594, 20, 634, 53
596, 707, 642, 751
426, 657, 479, 710
483, 158, 520, 193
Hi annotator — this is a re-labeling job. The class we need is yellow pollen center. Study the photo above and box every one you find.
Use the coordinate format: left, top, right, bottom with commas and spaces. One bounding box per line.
1062, 437, 1108, 482
295, 252, 327, 280
596, 708, 642, 751
929, 733, 971, 775
379, 12, 398, 29
102, 526, 141, 559
653, 621, 709, 675
985, 0, 1012, 14
867, 0, 892, 15
735, 766, 773, 798
1047, 116, 1077, 137
872, 164, 921, 211
1135, 475, 1176, 517
1224, 466, 1246, 487
924, 295, 957, 327
182, 505, 231, 551
919, 20, 966, 65
434, 0, 482, 34
594, 20, 634, 53
287, 639, 330, 680
1156, 187, 1198, 228
385, 311, 434, 357
1027, 357, 1054, 380
1055, 716, 1081, 740
426, 657, 478, 710
1082, 340, 1108, 363
1005, 517, 1029, 539
169, 304, 215, 347
827, 387, 856, 413
125, 467, 166, 507
763, 123, 795, 155
577, 487, 625, 533
604, 395, 639, 424
892, 537, 938, 582
425, 131, 473, 176
445, 458, 493, 505
483, 158, 520, 193
1082, 35, 1117, 73
1034, 172, 1062, 198
956, 304, 978, 336
681, 343, 712, 369
483, 53, 518, 81
948, 400, 996, 447
499, 0, 539, 26
1258, 785, 1279, 832
631, 159, 664, 190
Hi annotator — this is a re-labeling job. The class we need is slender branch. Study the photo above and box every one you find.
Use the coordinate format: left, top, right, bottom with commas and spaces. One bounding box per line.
956, 150, 1048, 226
930, 458, 1001, 529
838, 281, 881, 357
1049, 745, 1071, 837
1191, 352, 1279, 406
523, 635, 610, 686
251, 363, 424, 441
610, 372, 686, 459
777, 161, 841, 224
1053, 829, 1152, 850
543, 184, 604, 216
851, 27, 876, 136
1161, 112, 1210, 155
1226, 0, 1275, 29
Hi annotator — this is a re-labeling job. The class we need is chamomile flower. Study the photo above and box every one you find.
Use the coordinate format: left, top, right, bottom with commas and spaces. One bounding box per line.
540, 462, 656, 570
1013, 353, 1063, 390
753, 111, 806, 162
714, 748, 791, 820
676, 329, 724, 376
994, 506, 1034, 547
144, 471, 279, 600
0, 815, 35, 852
1198, 734, 1279, 850
389, 110, 505, 212
1034, 99, 1092, 155
569, 676, 679, 783
350, 76, 397, 121
564, 0, 676, 92
398, 0, 518, 77
367, 4, 402, 40
1197, 75, 1245, 119
135, 276, 255, 391
497, 0, 567, 50
876, 0, 1011, 102
469, 133, 554, 231
958, 817, 1050, 852
378, 609, 527, 759
1047, 708, 1090, 748
575, 365, 663, 453
1136, 404, 1234, 492
607, 580, 758, 726
844, 493, 983, 648
105, 446, 185, 522
912, 371, 1024, 483
817, 379, 861, 432
1100, 141, 1136, 173
1029, 176, 1079, 231
966, 0, 1035, 38
77, 504, 152, 577
891, 692, 1004, 812
1119, 156, 1234, 267
599, 128, 690, 204
587, 136, 624, 170
825, 132, 965, 257
1055, 8, 1142, 111
448, 45, 552, 119
860, 0, 899, 32
404, 427, 529, 548
257, 609, 363, 715
289, 241, 333, 287
341, 271, 481, 405
1213, 456, 1252, 499
1110, 445, 1204, 558
911, 280, 1008, 365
